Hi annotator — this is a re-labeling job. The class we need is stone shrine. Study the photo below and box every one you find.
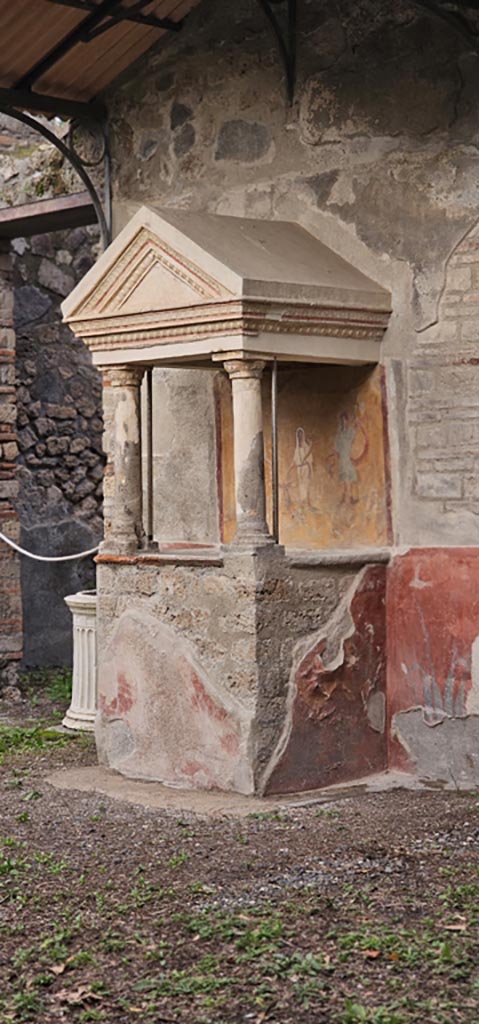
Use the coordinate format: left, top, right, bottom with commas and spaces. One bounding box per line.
63, 205, 392, 795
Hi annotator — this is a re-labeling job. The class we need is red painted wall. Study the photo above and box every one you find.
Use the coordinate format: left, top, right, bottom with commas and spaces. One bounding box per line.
387, 548, 479, 770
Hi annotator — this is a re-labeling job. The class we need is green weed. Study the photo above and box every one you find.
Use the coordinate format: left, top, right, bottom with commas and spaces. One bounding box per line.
340, 1002, 405, 1024
167, 850, 190, 868
0, 723, 75, 764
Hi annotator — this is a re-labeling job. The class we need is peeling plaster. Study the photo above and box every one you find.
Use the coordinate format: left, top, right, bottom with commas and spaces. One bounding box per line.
393, 707, 479, 787
261, 565, 387, 794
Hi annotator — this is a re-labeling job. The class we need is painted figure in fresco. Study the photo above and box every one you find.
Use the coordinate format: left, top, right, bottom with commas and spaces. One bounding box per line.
293, 427, 314, 507
283, 427, 316, 519
330, 408, 369, 505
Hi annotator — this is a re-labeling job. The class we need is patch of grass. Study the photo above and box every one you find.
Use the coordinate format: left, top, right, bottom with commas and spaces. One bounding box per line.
19, 666, 72, 706
439, 881, 479, 914
236, 917, 284, 960
0, 723, 75, 764
329, 922, 476, 981
134, 967, 230, 998
339, 1002, 406, 1024
167, 850, 189, 868
0, 852, 29, 877
9, 989, 44, 1021
45, 669, 72, 704
32, 849, 69, 874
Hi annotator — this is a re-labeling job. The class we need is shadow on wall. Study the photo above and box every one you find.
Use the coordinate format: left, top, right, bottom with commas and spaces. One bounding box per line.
13, 224, 103, 668
20, 519, 97, 669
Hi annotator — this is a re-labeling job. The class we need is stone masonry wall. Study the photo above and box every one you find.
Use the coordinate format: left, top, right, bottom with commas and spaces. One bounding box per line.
0, 116, 102, 669
0, 244, 22, 691
106, 0, 479, 549
397, 225, 479, 541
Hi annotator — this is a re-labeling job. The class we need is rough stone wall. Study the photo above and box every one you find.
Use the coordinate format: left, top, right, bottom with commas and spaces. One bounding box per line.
106, 0, 479, 549
0, 244, 22, 690
0, 116, 102, 668
14, 229, 103, 534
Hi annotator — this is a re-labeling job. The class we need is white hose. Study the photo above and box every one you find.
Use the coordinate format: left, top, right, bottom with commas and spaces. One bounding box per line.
0, 531, 99, 563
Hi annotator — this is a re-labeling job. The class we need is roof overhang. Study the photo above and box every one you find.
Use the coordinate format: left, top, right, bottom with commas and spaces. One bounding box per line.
0, 1, 200, 115
62, 206, 392, 368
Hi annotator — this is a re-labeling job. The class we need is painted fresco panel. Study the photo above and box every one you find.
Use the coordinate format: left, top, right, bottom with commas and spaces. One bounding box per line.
387, 549, 479, 770
217, 365, 389, 549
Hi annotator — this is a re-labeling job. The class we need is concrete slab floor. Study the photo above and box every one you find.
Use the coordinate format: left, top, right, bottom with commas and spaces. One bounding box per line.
44, 765, 468, 819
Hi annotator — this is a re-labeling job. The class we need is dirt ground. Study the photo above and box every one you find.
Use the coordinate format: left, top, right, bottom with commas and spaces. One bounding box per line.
1, 679, 479, 1024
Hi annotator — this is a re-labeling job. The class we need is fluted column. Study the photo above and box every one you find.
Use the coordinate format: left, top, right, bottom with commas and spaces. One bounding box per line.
63, 591, 97, 731
100, 365, 144, 553
224, 359, 272, 547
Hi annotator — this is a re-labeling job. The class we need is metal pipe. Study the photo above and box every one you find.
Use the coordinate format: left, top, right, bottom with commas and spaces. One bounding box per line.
271, 359, 279, 543
0, 87, 105, 121
103, 119, 112, 242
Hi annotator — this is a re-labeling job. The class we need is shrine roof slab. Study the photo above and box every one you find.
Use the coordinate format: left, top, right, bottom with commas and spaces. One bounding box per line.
62, 206, 392, 367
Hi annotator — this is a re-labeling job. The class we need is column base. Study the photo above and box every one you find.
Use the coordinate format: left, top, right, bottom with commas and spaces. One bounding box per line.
62, 708, 96, 732
99, 535, 139, 556
229, 532, 276, 551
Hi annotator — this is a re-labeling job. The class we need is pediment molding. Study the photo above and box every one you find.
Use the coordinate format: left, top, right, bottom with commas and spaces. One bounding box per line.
71, 297, 390, 352
73, 226, 232, 318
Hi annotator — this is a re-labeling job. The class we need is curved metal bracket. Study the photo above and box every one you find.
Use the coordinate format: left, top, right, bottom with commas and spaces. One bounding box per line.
0, 104, 111, 250
256, 0, 297, 102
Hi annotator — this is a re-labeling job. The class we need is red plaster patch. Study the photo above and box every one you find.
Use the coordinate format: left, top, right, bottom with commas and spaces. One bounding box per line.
220, 731, 240, 756
181, 760, 207, 778
182, 659, 229, 724
117, 672, 134, 714
100, 672, 133, 718
100, 693, 117, 717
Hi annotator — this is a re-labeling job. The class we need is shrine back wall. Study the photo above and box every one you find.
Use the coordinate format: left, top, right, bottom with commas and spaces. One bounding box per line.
106, 0, 479, 551
99, 0, 479, 784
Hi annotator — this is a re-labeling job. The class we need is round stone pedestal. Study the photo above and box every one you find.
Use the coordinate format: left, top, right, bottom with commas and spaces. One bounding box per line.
63, 590, 97, 732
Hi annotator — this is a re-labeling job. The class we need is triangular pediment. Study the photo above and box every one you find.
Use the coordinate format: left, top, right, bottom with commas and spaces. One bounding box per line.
62, 209, 241, 322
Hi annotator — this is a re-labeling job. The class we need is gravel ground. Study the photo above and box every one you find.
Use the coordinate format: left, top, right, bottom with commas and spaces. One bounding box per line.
1, 686, 479, 1024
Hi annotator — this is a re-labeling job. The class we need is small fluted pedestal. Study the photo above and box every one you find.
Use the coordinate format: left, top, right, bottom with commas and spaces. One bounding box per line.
63, 590, 97, 732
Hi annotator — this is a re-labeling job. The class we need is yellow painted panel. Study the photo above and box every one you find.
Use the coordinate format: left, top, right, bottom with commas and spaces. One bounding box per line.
218, 365, 389, 549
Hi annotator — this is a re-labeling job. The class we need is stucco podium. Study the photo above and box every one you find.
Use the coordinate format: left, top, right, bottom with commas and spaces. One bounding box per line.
63, 207, 392, 794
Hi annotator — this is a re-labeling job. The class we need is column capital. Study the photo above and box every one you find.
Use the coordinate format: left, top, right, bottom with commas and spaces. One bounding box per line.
102, 365, 145, 388
224, 359, 266, 381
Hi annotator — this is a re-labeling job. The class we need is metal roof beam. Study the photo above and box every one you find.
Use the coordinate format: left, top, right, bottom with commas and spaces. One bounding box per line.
0, 192, 96, 239
0, 87, 106, 121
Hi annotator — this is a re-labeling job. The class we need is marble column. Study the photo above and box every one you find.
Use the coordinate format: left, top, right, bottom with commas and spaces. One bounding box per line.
100, 365, 144, 553
224, 359, 272, 547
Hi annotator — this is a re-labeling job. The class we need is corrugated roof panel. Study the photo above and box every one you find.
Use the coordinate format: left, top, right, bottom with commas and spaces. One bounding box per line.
0, 0, 201, 103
